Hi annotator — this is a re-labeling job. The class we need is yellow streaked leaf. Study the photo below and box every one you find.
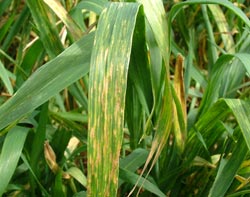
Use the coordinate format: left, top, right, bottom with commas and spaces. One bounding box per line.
173, 54, 187, 153
43, 0, 83, 40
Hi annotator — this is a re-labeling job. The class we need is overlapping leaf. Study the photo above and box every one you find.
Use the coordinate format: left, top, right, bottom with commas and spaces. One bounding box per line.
0, 33, 94, 131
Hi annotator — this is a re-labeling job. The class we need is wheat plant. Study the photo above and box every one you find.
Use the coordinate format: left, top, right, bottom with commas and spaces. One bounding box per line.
1, 0, 250, 196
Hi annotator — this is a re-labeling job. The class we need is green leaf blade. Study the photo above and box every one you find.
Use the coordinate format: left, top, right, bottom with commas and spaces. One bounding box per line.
0, 126, 29, 196
0, 60, 13, 95
0, 33, 94, 131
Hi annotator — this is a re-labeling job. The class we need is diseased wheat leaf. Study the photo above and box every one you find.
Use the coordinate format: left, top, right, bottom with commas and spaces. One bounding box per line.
43, 0, 82, 40
88, 2, 146, 196
172, 54, 186, 153
208, 4, 235, 53
1, 0, 250, 196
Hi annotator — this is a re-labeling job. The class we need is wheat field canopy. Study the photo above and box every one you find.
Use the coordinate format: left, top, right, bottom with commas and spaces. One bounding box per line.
1, 0, 250, 196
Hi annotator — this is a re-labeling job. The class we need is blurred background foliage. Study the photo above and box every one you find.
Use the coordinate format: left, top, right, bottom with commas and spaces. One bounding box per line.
1, 0, 250, 196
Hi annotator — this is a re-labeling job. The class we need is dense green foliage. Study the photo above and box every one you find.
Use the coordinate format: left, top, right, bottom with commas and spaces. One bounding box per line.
1, 0, 250, 196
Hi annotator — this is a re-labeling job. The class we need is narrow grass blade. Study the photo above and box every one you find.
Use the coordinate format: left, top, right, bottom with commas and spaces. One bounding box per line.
169, 0, 250, 30
198, 54, 234, 117
0, 60, 13, 95
88, 3, 144, 196
21, 153, 49, 196
127, 17, 153, 116
208, 4, 235, 53
119, 168, 165, 197
183, 29, 195, 96
15, 40, 44, 87
125, 1, 153, 148
43, 0, 82, 40
198, 53, 250, 117
26, 0, 64, 58
119, 148, 149, 186
137, 19, 159, 139
208, 140, 247, 197
0, 33, 94, 131
1, 5, 30, 52
0, 14, 15, 44
145, 19, 162, 96
235, 53, 250, 75
185, 99, 231, 163
68, 82, 88, 110
139, 0, 172, 146
120, 148, 148, 172
29, 103, 48, 194
130, 1, 173, 195
0, 126, 29, 196
201, 5, 218, 66
185, 98, 250, 196
125, 83, 144, 149
0, 0, 12, 17
225, 99, 250, 151
209, 99, 250, 197
30, 103, 48, 166
53, 170, 65, 197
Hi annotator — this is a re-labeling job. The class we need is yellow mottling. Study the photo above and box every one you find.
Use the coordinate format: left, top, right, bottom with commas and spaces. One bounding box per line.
89, 127, 95, 139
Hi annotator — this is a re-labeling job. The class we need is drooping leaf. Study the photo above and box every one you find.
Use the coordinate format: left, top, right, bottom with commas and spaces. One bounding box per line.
183, 98, 250, 196
119, 148, 149, 186
1, 5, 30, 52
120, 148, 149, 172
119, 168, 165, 197
198, 53, 250, 117
224, 99, 250, 151
235, 53, 250, 75
130, 1, 173, 195
169, 0, 250, 29
67, 167, 87, 187
197, 54, 234, 117
73, 0, 107, 15
185, 99, 231, 163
